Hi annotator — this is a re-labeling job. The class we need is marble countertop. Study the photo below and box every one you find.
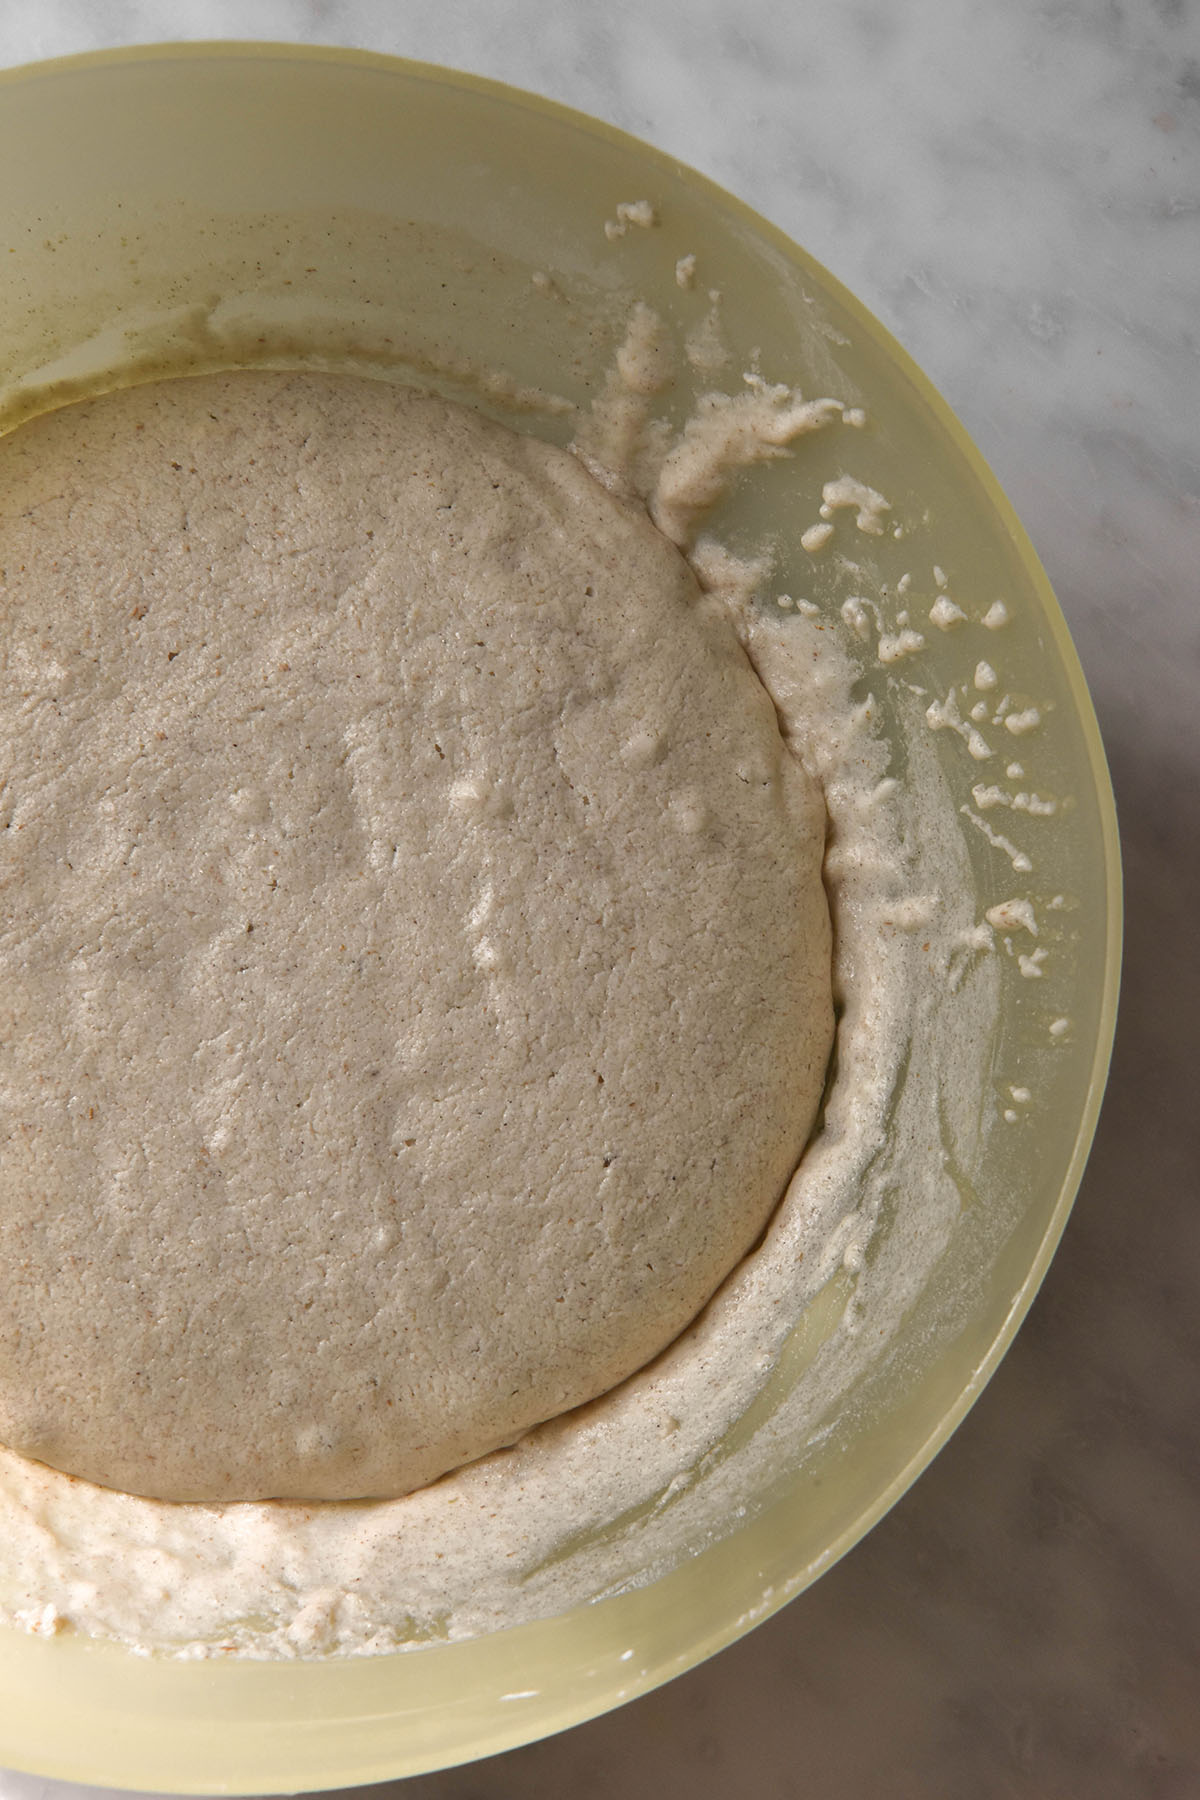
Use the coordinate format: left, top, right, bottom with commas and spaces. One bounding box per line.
0, 3, 1196, 1796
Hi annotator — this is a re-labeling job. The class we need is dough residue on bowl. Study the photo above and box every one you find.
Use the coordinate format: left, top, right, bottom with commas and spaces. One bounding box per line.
0, 328, 999, 1657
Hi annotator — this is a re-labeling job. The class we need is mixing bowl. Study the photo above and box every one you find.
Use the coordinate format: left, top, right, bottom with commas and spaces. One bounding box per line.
0, 42, 1119, 1792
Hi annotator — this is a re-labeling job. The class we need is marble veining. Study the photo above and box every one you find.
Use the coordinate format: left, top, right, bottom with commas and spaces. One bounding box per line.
0, 2, 1197, 1796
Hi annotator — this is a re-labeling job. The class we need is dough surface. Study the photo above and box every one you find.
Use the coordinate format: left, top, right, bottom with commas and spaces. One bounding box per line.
0, 372, 832, 1502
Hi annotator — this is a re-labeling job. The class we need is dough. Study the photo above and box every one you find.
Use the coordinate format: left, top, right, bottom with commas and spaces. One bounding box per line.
0, 372, 832, 1502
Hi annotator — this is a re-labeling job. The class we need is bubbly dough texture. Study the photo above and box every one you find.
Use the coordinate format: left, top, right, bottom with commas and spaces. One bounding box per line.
0, 372, 832, 1503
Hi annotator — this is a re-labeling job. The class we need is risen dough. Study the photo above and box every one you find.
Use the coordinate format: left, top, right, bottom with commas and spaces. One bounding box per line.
0, 372, 832, 1502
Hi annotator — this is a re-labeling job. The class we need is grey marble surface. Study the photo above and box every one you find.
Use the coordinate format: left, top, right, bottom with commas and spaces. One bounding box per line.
0, 1, 1197, 1795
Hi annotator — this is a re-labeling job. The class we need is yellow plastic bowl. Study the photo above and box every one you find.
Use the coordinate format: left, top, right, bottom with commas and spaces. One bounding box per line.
0, 42, 1119, 1793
